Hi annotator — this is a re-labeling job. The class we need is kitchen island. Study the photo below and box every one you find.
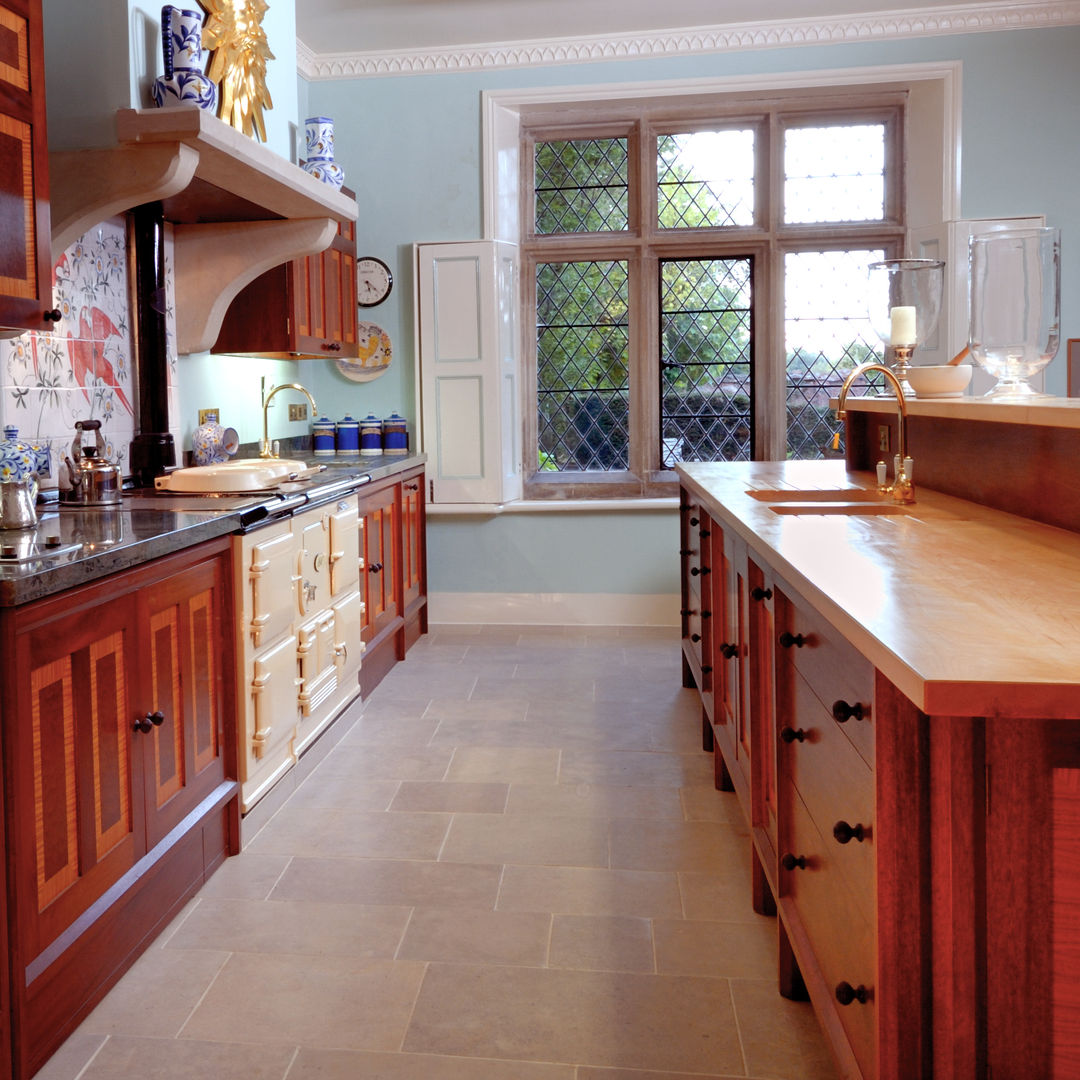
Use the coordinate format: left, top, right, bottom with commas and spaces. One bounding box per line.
0, 452, 425, 1079
677, 448, 1080, 1080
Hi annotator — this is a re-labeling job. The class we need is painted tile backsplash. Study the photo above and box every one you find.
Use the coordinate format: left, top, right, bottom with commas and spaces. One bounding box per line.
0, 218, 178, 486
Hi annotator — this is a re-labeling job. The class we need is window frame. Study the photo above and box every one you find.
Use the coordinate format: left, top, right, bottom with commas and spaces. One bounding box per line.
521, 92, 908, 499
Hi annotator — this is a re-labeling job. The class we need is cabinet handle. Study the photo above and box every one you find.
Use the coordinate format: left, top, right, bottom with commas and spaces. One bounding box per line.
321, 341, 342, 351
778, 631, 806, 649
751, 586, 772, 601
689, 516, 699, 526
690, 566, 710, 577
691, 633, 702, 643
780, 853, 808, 871
779, 726, 807, 743
719, 642, 738, 659
701, 610, 712, 619
701, 665, 713, 674
42, 308, 62, 323
835, 982, 870, 1006
831, 699, 866, 723
133, 711, 164, 734
699, 529, 711, 538
369, 562, 382, 573
405, 482, 419, 491
833, 820, 866, 844
680, 608, 695, 617
680, 548, 694, 557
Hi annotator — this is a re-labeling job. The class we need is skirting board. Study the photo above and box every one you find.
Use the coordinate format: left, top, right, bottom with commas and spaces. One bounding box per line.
428, 591, 680, 626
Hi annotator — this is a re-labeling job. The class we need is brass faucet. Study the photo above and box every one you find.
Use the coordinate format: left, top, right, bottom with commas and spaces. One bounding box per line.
836, 362, 914, 504
261, 382, 317, 458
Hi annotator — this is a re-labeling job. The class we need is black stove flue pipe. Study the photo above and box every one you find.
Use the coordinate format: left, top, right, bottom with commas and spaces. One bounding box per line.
129, 201, 176, 487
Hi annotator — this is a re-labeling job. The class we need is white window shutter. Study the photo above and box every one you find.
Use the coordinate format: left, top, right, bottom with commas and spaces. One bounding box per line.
415, 240, 522, 505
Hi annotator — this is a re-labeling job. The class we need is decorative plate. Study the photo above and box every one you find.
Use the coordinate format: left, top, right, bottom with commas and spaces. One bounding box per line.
335, 321, 392, 383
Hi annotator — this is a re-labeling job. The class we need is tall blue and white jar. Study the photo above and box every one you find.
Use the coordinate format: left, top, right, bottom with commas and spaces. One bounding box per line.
301, 116, 346, 189
151, 6, 216, 111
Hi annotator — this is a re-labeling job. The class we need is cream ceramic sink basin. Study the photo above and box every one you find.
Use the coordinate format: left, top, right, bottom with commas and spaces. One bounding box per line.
747, 488, 884, 502
769, 502, 911, 516
155, 459, 316, 493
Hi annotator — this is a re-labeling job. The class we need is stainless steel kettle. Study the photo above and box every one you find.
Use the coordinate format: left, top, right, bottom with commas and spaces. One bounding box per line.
59, 420, 122, 506
0, 477, 38, 529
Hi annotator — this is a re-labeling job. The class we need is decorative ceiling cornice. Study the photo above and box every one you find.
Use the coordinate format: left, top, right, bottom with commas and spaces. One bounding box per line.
296, 1, 1080, 80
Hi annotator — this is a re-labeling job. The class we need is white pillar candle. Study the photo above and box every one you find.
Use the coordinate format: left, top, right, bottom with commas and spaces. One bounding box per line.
889, 305, 917, 345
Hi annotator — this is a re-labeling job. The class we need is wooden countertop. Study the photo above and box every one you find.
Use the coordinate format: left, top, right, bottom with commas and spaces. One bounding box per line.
677, 459, 1080, 720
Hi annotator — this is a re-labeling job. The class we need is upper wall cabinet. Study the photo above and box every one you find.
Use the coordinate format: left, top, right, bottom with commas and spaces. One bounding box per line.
0, 0, 54, 334
212, 186, 358, 358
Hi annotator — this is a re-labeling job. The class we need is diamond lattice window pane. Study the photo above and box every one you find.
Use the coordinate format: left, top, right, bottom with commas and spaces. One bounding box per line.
535, 139, 629, 234
658, 129, 755, 229
660, 258, 752, 466
784, 124, 885, 224
784, 249, 886, 459
537, 261, 629, 471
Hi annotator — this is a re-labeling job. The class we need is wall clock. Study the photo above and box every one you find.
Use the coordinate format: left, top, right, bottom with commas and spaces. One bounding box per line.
357, 256, 393, 307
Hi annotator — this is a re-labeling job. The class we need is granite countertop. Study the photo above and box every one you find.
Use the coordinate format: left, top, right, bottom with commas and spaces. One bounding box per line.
0, 452, 425, 607
677, 458, 1080, 720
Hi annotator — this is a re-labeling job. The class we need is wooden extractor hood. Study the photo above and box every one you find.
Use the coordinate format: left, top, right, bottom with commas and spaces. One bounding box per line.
47, 107, 358, 355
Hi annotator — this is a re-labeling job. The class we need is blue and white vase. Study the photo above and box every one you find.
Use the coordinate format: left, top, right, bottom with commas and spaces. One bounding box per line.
151, 6, 216, 112
301, 116, 346, 189
0, 426, 48, 481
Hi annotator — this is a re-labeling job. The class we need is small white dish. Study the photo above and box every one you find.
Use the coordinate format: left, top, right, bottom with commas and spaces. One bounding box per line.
906, 364, 973, 398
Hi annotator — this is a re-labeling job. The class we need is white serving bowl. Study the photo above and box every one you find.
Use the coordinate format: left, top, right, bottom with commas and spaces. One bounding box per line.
906, 364, 973, 399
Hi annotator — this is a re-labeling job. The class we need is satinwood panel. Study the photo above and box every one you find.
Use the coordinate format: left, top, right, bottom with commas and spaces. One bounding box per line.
401, 470, 425, 613
359, 481, 399, 643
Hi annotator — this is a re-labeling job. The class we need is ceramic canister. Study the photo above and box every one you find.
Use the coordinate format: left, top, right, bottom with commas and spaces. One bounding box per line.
381, 412, 409, 455
312, 415, 336, 456
335, 414, 360, 455
302, 116, 346, 189
151, 5, 216, 111
359, 413, 382, 456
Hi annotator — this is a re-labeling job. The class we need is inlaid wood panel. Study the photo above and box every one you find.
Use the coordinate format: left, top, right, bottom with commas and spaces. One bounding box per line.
148, 607, 184, 809
359, 482, 399, 642
1053, 767, 1080, 1078
187, 587, 219, 774
88, 634, 131, 862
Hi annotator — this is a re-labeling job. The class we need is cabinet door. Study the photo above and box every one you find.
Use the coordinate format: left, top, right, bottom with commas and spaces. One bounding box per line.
138, 554, 230, 849
243, 524, 295, 649
294, 214, 357, 355
0, 0, 53, 332
401, 471, 425, 613
13, 593, 139, 957
328, 495, 360, 597
358, 482, 399, 643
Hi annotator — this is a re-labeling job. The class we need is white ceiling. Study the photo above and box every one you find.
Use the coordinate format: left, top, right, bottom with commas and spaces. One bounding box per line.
293, 0, 980, 56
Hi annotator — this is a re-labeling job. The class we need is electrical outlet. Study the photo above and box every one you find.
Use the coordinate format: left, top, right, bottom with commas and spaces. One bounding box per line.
878, 425, 890, 453
198, 408, 219, 425
289, 403, 308, 421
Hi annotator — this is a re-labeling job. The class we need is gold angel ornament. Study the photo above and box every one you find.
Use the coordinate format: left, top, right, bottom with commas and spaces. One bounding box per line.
201, 0, 275, 141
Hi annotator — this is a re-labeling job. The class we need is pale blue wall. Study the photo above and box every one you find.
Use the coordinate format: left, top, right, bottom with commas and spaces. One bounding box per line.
302, 26, 1080, 598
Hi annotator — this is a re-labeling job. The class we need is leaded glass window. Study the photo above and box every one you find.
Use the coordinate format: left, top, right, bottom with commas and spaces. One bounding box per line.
657, 129, 755, 229
534, 138, 629, 234
784, 123, 886, 224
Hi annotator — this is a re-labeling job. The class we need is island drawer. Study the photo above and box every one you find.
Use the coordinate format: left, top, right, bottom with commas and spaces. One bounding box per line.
775, 587, 874, 767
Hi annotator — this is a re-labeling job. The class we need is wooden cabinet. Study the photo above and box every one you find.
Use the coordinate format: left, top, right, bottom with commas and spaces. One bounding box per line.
0, 540, 238, 1078
0, 0, 54, 334
211, 187, 357, 358
358, 467, 428, 695
679, 494, 715, 750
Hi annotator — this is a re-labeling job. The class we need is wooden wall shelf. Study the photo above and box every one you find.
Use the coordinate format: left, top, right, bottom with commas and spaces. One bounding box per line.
48, 107, 358, 355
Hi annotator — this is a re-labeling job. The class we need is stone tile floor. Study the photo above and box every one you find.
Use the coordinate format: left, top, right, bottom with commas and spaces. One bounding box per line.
39, 624, 838, 1080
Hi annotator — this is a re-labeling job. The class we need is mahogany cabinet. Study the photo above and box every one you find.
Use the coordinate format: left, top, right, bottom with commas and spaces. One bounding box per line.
211, 186, 357, 358
358, 466, 427, 695
678, 494, 715, 750
0, 540, 239, 1079
0, 0, 54, 334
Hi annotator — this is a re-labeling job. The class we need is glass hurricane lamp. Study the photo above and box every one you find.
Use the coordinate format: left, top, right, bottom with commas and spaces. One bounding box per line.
866, 258, 945, 393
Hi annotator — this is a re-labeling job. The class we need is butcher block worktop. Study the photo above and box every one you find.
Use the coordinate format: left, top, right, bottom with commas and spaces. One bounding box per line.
677, 457, 1080, 719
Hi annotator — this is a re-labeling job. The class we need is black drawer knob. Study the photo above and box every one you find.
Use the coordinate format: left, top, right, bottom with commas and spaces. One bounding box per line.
680, 608, 694, 617
699, 529, 711, 538
833, 820, 866, 844
779, 631, 806, 649
751, 586, 772, 601
700, 665, 713, 675
835, 981, 870, 1006
701, 610, 712, 619
43, 308, 62, 322
689, 516, 699, 526
690, 566, 710, 577
719, 642, 738, 659
690, 633, 702, 643
779, 726, 807, 743
369, 562, 383, 573
680, 548, 694, 557
832, 699, 865, 723
133, 711, 164, 734
781, 853, 807, 871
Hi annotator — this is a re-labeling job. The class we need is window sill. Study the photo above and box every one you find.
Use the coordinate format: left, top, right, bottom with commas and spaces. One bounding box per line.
427, 497, 679, 516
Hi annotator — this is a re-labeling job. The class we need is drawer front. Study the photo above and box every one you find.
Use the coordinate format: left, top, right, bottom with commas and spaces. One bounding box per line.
244, 525, 296, 649
784, 783, 877, 1079
780, 667, 875, 916
775, 589, 874, 767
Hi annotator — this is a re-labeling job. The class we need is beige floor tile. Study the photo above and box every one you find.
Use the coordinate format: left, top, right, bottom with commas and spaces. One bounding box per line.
678, 867, 762, 923
192, 853, 292, 901
73, 1035, 296, 1080
732, 977, 840, 1080
287, 1048, 575, 1079
577, 1070, 745, 1080
396, 907, 551, 966
271, 856, 502, 909
497, 865, 682, 919
549, 914, 655, 973
338, 714, 442, 746
79, 948, 230, 1037
180, 953, 425, 1051
504, 782, 684, 820
285, 775, 401, 812
389, 780, 509, 813
440, 812, 610, 868
245, 806, 451, 859
166, 897, 411, 958
423, 697, 529, 723
311, 743, 454, 782
470, 673, 597, 702
445, 746, 560, 783
32, 1032, 106, 1080
402, 962, 745, 1073
653, 916, 778, 978
680, 784, 744, 823
609, 818, 749, 872
559, 749, 714, 789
